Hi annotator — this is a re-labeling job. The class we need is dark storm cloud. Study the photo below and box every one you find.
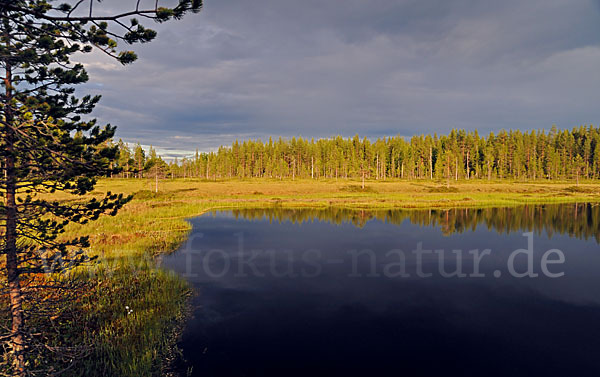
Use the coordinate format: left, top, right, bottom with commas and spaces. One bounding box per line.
79, 0, 600, 154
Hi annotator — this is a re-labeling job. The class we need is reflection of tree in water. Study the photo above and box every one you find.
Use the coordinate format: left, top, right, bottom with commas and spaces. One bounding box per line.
216, 203, 600, 243
223, 207, 375, 228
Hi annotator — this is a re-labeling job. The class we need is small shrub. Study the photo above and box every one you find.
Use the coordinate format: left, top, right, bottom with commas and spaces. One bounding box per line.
564, 186, 595, 193
428, 186, 459, 193
340, 185, 377, 193
134, 190, 158, 199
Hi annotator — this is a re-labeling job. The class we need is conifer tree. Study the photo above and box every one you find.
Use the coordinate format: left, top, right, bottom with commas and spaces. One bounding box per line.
0, 1, 201, 374
133, 143, 146, 178
117, 139, 133, 178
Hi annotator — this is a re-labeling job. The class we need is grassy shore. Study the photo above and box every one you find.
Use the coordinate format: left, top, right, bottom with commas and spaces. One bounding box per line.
53, 178, 600, 375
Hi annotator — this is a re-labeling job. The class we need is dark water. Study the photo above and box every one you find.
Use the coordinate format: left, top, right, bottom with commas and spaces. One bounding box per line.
162, 204, 600, 377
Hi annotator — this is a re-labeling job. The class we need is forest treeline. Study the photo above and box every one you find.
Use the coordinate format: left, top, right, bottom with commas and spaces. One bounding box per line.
115, 125, 600, 181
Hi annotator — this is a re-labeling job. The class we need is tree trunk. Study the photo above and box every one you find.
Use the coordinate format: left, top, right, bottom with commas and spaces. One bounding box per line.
447, 154, 451, 188
362, 169, 365, 189
361, 161, 365, 189
455, 157, 458, 180
6, 158, 26, 377
466, 150, 470, 179
4, 49, 26, 376
429, 147, 433, 180
586, 160, 589, 179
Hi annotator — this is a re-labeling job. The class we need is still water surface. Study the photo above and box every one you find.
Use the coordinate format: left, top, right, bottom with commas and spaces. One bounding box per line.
162, 204, 600, 377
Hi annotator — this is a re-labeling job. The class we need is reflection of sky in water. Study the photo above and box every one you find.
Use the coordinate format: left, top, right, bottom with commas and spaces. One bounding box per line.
162, 207, 600, 377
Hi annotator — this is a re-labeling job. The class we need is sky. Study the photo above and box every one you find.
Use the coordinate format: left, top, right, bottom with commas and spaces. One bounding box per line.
78, 0, 600, 158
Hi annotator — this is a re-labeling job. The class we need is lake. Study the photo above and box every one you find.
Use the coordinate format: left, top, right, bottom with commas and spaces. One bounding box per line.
162, 204, 600, 377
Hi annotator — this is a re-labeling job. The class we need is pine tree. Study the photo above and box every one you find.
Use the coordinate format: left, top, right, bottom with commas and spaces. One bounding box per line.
117, 139, 133, 178
0, 1, 201, 374
146, 154, 168, 193
133, 143, 146, 178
